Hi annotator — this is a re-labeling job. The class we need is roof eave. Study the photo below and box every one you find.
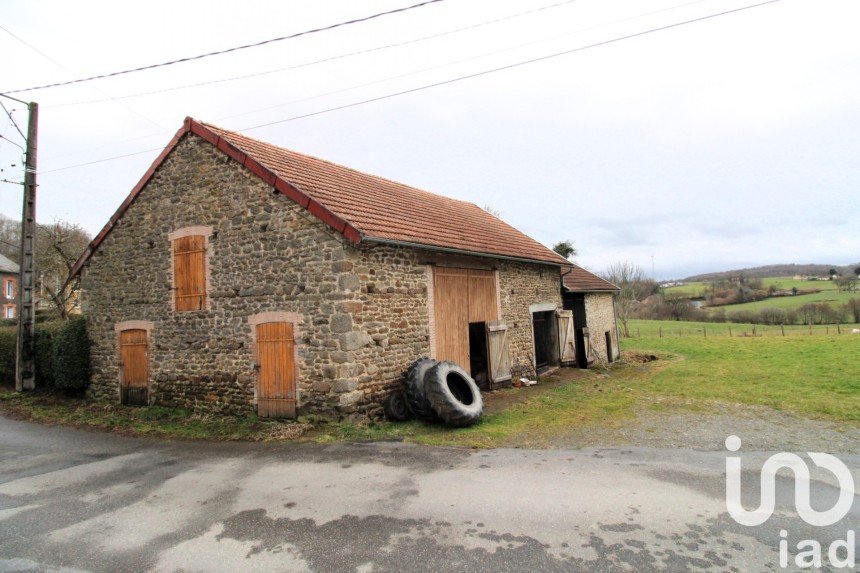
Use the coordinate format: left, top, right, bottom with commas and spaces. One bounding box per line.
362, 236, 566, 267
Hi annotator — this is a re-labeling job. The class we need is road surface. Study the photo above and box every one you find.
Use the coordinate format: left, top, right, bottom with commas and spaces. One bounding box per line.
0, 416, 856, 572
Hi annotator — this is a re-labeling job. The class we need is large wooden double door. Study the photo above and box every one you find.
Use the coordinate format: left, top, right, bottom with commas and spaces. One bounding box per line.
433, 267, 499, 374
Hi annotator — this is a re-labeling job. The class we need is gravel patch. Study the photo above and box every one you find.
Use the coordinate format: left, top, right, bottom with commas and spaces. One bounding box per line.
549, 400, 860, 454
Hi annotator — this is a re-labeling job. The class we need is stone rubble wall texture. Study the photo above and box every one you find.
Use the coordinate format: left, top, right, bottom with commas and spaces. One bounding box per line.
497, 264, 562, 380
82, 133, 562, 418
584, 292, 619, 363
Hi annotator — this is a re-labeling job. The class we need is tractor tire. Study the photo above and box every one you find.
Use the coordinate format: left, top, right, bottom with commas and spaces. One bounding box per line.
424, 361, 483, 427
404, 358, 439, 421
383, 391, 411, 422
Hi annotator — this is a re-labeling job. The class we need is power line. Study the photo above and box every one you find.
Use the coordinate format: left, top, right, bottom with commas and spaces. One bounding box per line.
45, 0, 580, 109
240, 0, 783, 132
0, 134, 25, 152
4, 0, 445, 95
0, 100, 26, 141
40, 0, 712, 160
38, 0, 783, 175
215, 0, 714, 124
0, 26, 166, 130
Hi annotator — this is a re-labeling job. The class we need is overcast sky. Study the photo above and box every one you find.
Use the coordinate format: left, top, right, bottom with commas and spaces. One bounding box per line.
1, 0, 857, 279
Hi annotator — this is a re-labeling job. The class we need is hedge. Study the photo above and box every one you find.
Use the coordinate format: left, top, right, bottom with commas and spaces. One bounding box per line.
0, 317, 91, 389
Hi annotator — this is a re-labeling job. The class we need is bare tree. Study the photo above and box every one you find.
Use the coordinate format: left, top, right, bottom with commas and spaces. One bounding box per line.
602, 261, 653, 337
483, 204, 501, 218
36, 221, 91, 319
552, 240, 577, 260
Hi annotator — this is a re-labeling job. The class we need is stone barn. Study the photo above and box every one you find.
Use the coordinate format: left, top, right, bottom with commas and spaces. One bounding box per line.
72, 118, 576, 418
561, 266, 621, 368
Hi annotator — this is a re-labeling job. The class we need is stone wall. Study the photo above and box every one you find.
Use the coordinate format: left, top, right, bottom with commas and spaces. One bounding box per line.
83, 133, 430, 418
584, 292, 619, 363
497, 262, 563, 379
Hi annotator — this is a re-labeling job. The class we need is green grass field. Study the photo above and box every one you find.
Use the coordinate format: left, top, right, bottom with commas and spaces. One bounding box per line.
717, 289, 854, 312
624, 319, 859, 422
663, 281, 709, 297
664, 275, 856, 315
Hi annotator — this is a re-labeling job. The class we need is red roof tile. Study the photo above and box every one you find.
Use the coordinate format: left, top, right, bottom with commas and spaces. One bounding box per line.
562, 265, 619, 292
70, 118, 569, 280
203, 122, 568, 266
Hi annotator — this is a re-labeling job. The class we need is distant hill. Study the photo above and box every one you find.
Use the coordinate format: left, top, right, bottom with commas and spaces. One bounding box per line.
683, 263, 859, 282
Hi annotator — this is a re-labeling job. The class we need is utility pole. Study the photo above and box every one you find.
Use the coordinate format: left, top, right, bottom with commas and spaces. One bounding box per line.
15, 102, 37, 391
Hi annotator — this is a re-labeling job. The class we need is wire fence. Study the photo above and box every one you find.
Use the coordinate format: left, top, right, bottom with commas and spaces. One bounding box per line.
626, 321, 860, 339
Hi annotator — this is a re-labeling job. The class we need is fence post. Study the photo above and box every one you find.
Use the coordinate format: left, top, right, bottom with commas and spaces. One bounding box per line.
659, 327, 662, 338
703, 326, 707, 338
781, 324, 785, 337
728, 326, 732, 337
752, 325, 757, 337
837, 324, 841, 334
826, 327, 829, 335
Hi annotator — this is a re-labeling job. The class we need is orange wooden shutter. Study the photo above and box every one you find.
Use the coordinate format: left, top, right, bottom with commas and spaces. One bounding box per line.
256, 322, 297, 418
174, 235, 206, 311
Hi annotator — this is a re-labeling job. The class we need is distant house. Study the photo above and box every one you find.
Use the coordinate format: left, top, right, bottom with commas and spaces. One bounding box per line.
561, 266, 620, 367
0, 254, 19, 320
71, 118, 580, 418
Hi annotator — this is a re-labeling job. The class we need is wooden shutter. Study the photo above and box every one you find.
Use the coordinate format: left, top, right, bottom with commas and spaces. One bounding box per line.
556, 310, 576, 365
256, 322, 297, 418
174, 235, 206, 311
486, 320, 512, 384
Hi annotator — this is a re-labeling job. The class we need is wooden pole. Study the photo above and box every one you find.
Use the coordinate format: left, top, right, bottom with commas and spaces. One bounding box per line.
659, 326, 662, 338
781, 324, 785, 337
837, 324, 841, 334
15, 101, 37, 392
728, 326, 732, 337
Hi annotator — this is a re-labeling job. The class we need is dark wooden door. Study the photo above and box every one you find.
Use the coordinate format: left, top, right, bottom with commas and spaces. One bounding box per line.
119, 329, 148, 405
533, 312, 550, 370
256, 322, 297, 418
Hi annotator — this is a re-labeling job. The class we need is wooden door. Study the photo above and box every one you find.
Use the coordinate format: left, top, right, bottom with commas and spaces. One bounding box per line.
433, 268, 470, 369
486, 321, 512, 385
434, 267, 500, 373
557, 310, 576, 365
119, 329, 148, 405
174, 235, 206, 311
256, 322, 297, 418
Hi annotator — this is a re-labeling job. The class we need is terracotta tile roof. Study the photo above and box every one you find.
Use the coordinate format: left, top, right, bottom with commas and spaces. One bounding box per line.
70, 118, 569, 280
203, 123, 568, 266
562, 265, 619, 292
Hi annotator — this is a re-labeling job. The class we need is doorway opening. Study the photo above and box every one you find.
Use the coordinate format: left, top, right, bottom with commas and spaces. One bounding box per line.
532, 311, 559, 374
605, 331, 614, 363
468, 321, 489, 389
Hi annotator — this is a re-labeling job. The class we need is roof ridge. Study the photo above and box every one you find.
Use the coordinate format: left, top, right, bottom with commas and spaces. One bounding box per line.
202, 121, 479, 209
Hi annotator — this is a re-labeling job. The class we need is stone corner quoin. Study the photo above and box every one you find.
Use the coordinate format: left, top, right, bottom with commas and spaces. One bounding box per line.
81, 133, 563, 419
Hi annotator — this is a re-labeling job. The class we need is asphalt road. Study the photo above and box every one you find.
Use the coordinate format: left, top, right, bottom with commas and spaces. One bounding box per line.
0, 416, 856, 572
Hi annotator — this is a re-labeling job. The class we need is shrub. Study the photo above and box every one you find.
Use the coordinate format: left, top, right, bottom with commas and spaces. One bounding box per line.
34, 321, 63, 387
52, 316, 91, 390
0, 326, 15, 385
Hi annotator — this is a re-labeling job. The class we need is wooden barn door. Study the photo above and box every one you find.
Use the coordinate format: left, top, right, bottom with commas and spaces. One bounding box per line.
486, 321, 512, 385
256, 322, 297, 418
119, 329, 149, 406
556, 310, 577, 366
434, 267, 500, 374
433, 268, 470, 369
